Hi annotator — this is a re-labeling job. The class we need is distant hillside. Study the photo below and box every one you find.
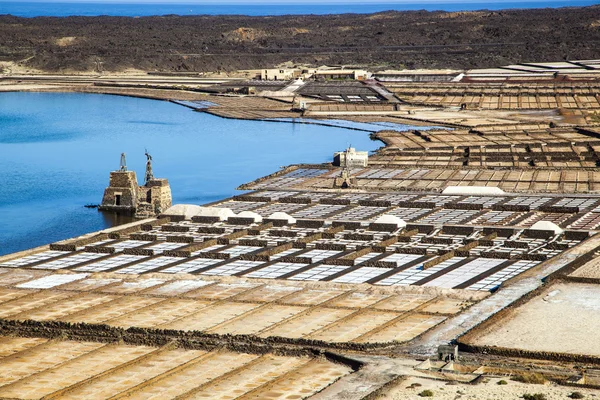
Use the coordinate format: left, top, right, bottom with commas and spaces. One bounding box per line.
1, 6, 599, 73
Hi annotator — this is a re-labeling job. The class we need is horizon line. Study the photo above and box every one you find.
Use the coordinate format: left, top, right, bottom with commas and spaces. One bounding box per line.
6, 0, 579, 4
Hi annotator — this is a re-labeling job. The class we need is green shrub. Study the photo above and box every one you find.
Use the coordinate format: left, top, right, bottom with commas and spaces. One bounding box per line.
569, 392, 585, 399
419, 389, 434, 397
523, 394, 547, 400
512, 373, 546, 384
498, 380, 508, 385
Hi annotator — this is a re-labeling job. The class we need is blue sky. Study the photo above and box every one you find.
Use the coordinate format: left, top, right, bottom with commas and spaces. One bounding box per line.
9, 0, 555, 3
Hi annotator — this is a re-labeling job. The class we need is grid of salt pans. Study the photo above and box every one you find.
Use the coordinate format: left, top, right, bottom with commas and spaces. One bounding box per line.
569, 212, 600, 230
332, 266, 392, 283
0, 251, 66, 268
289, 265, 347, 281
332, 206, 388, 221
147, 242, 187, 254
554, 197, 598, 209
247, 191, 298, 200
377, 257, 466, 286
115, 256, 181, 274
295, 192, 338, 201
251, 177, 305, 189
419, 209, 479, 225
458, 196, 505, 208
253, 202, 307, 216
75, 255, 147, 272
376, 194, 419, 204
301, 249, 343, 263
423, 258, 506, 289
386, 207, 432, 221
415, 195, 456, 207
520, 212, 572, 227
470, 211, 517, 225
212, 201, 264, 212
32, 252, 106, 270
201, 260, 264, 276
282, 168, 330, 178
246, 262, 308, 279
357, 169, 402, 179
467, 260, 540, 291
161, 258, 221, 274
335, 193, 379, 202
292, 204, 347, 218
220, 246, 261, 258
504, 196, 552, 209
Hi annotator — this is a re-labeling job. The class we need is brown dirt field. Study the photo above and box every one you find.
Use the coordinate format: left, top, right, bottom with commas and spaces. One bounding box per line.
468, 282, 600, 357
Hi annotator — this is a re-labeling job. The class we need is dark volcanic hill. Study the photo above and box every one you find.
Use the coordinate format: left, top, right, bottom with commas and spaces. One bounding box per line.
1, 6, 599, 73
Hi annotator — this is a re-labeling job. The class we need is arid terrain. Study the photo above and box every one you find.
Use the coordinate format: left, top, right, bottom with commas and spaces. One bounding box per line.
1, 6, 600, 73
3, 7, 600, 395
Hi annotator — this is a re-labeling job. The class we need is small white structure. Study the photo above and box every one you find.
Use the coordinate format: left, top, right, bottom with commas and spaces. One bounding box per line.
260, 68, 299, 81
237, 210, 263, 223
268, 212, 296, 225
163, 205, 235, 221
373, 215, 407, 230
334, 147, 369, 168
163, 204, 204, 220
197, 207, 236, 221
530, 221, 563, 235
442, 186, 505, 196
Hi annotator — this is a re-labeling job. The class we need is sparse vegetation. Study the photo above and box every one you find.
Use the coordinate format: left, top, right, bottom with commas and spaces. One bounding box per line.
512, 373, 546, 384
523, 394, 547, 400
498, 380, 508, 385
569, 392, 585, 399
419, 389, 434, 397
1, 7, 600, 72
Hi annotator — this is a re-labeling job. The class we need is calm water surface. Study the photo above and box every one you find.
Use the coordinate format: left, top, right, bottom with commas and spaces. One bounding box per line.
0, 92, 399, 255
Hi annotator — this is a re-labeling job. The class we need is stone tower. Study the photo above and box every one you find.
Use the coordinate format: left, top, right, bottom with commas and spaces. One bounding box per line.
99, 152, 172, 218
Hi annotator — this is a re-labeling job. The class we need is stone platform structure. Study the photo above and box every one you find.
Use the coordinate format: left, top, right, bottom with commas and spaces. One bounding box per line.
99, 153, 171, 218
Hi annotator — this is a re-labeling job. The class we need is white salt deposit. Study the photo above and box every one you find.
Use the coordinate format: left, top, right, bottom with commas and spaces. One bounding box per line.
16, 273, 89, 289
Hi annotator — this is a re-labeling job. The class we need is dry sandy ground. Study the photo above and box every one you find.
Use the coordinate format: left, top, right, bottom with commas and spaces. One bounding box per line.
385, 376, 600, 399
570, 258, 600, 279
0, 61, 147, 75
470, 282, 600, 357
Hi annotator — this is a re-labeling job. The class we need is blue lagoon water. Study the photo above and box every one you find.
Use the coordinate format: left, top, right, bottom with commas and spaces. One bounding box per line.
0, 92, 392, 256
1, 1, 597, 17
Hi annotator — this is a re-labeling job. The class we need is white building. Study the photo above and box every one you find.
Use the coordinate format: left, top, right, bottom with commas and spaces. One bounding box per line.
334, 147, 369, 167
260, 68, 300, 81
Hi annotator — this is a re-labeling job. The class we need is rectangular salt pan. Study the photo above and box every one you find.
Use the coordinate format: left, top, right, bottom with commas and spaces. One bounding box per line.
16, 273, 89, 289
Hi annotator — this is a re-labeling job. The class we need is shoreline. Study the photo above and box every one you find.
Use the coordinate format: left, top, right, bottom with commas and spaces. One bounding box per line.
0, 85, 390, 256
0, 78, 447, 129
